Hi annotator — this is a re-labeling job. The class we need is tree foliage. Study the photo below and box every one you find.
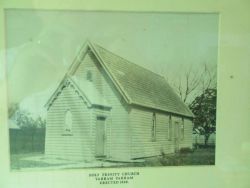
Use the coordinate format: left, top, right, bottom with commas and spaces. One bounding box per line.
9, 104, 46, 151
9, 103, 46, 130
13, 109, 46, 129
8, 103, 19, 118
189, 88, 216, 145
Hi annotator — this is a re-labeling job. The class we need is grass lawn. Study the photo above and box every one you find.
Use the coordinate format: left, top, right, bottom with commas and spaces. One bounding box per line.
131, 147, 215, 167
10, 153, 68, 170
10, 147, 215, 170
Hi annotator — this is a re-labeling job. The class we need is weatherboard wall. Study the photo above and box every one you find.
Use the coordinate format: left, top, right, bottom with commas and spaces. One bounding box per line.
45, 85, 93, 161
73, 49, 131, 160
129, 107, 193, 159
129, 107, 172, 158
178, 118, 193, 149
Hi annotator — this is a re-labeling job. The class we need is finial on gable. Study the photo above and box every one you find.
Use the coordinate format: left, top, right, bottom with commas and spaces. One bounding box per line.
85, 38, 94, 47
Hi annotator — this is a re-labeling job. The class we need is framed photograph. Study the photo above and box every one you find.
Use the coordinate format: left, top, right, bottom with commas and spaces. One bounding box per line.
0, 1, 249, 188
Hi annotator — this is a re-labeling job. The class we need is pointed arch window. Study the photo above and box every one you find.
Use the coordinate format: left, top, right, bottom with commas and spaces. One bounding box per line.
65, 110, 73, 133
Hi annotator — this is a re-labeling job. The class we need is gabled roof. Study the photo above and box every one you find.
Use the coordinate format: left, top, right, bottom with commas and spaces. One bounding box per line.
45, 75, 111, 110
46, 41, 194, 118
92, 43, 194, 118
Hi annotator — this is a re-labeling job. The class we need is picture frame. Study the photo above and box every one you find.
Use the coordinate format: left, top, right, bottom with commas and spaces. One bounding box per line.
0, 1, 249, 188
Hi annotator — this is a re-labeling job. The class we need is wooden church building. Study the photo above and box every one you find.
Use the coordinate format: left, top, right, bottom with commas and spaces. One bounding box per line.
44, 41, 194, 161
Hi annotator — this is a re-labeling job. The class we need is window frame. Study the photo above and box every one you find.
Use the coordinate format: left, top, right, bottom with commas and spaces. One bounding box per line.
180, 118, 185, 140
86, 70, 93, 82
168, 115, 172, 141
152, 113, 156, 141
62, 109, 73, 136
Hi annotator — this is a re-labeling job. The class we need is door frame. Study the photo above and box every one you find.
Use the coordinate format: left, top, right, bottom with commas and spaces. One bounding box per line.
95, 115, 107, 157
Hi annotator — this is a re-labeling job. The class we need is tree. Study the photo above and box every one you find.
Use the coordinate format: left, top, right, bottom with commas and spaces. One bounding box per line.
189, 88, 216, 146
8, 103, 19, 118
172, 66, 200, 104
167, 63, 216, 104
9, 105, 46, 129
9, 106, 46, 152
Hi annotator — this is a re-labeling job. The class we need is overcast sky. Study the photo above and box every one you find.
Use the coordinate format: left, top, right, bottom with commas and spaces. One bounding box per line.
5, 10, 218, 117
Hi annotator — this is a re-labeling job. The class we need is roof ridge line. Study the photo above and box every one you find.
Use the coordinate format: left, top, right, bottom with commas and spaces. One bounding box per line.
93, 43, 166, 79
